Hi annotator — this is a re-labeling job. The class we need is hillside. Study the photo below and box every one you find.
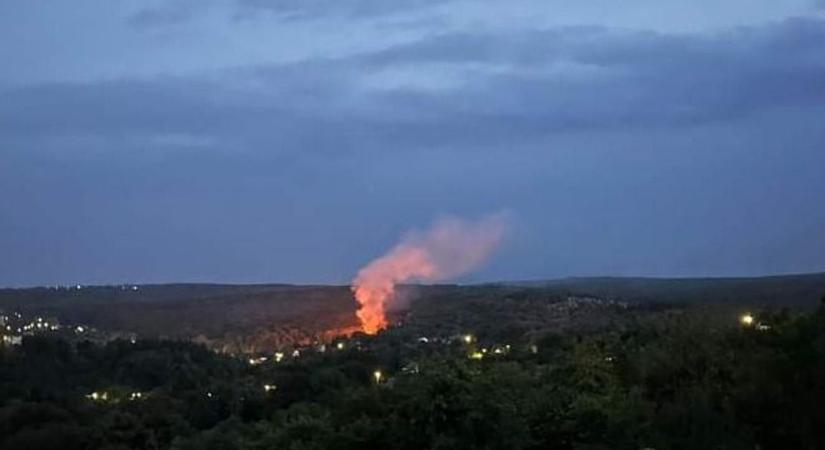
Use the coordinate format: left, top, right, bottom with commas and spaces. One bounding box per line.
508, 272, 825, 307
1, 273, 823, 352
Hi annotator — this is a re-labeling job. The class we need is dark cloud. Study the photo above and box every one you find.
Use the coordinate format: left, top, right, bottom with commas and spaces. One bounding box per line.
130, 0, 450, 26
3, 7, 825, 285
363, 18, 825, 126
5, 18, 825, 154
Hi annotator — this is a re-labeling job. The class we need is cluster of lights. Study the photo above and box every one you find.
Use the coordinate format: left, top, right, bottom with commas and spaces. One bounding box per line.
247, 340, 349, 368
249, 349, 308, 366
45, 285, 85, 291
2, 335, 22, 345
87, 391, 109, 402
87, 391, 144, 402
263, 384, 277, 393
739, 313, 771, 331
21, 317, 60, 332
487, 344, 510, 355
248, 356, 268, 366
462, 333, 513, 360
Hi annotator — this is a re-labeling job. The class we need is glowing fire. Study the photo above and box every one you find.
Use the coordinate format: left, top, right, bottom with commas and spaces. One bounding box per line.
351, 214, 507, 334
352, 247, 436, 333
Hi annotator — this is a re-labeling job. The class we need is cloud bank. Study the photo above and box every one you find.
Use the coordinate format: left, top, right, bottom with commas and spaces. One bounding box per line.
1, 1, 824, 285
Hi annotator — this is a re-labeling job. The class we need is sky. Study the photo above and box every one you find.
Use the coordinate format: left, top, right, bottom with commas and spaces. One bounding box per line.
1, 1, 825, 286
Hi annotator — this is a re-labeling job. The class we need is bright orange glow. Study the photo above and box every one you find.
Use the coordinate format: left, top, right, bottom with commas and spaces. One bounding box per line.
319, 325, 362, 341
351, 215, 507, 334
352, 247, 436, 334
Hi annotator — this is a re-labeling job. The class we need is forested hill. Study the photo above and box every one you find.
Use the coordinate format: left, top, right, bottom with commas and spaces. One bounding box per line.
1, 273, 823, 344
507, 271, 825, 307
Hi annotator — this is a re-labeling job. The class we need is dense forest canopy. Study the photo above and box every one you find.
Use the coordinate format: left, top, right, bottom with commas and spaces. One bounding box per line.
2, 298, 824, 450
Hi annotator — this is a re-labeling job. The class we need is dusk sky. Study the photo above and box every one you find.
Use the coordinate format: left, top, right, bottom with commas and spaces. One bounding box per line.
2, 1, 824, 286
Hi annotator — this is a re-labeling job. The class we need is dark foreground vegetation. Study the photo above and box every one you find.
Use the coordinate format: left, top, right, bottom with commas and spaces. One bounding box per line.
2, 301, 824, 450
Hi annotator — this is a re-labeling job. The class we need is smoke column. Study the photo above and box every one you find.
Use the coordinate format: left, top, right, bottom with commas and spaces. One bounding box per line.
352, 214, 508, 334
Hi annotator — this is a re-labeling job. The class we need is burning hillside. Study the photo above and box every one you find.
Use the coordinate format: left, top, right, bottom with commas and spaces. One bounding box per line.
351, 214, 508, 334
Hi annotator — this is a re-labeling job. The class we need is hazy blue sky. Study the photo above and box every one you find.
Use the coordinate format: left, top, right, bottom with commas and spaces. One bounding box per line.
2, 1, 824, 286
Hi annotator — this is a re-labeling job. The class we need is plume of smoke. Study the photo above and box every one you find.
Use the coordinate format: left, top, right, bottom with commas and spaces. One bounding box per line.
352, 214, 508, 334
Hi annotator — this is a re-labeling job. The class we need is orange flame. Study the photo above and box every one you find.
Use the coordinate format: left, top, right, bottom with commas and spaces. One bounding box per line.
352, 247, 436, 334
351, 215, 507, 334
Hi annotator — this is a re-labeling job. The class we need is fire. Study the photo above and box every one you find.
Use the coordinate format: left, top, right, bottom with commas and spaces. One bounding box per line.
352, 247, 436, 333
351, 214, 507, 334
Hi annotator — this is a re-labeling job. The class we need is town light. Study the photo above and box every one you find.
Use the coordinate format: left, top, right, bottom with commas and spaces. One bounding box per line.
740, 314, 755, 327
87, 391, 108, 402
373, 370, 383, 383
463, 334, 474, 344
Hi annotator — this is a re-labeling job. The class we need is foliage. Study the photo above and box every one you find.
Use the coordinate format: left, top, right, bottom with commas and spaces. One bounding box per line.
1, 305, 824, 449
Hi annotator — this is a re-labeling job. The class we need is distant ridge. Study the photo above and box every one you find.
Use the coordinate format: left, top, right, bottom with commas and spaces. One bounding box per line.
500, 271, 825, 307
2, 271, 824, 312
